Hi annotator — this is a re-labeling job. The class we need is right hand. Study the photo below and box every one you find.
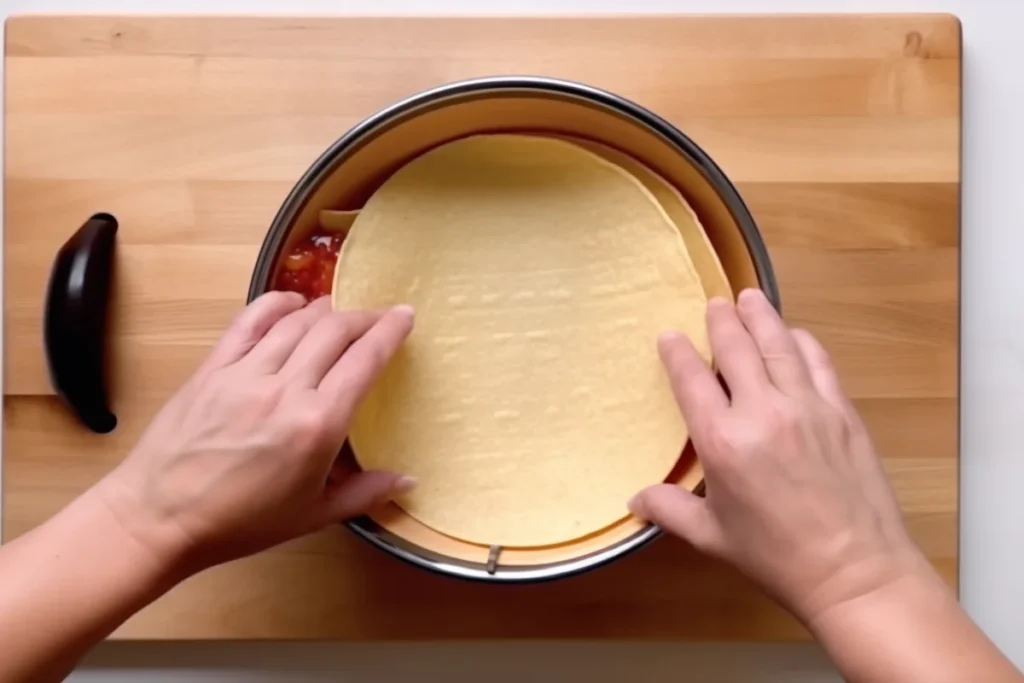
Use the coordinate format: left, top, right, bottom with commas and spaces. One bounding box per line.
629, 289, 933, 623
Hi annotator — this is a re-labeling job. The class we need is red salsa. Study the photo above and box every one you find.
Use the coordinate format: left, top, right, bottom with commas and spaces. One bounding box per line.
274, 231, 344, 300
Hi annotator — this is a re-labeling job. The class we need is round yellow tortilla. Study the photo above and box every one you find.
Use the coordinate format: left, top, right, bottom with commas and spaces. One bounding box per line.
559, 137, 733, 302
332, 134, 710, 547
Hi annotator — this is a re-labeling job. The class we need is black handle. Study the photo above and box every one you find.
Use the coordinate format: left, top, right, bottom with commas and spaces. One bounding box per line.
43, 213, 119, 434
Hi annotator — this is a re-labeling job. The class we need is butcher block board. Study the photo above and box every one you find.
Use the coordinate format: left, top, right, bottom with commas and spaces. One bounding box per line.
2, 15, 960, 641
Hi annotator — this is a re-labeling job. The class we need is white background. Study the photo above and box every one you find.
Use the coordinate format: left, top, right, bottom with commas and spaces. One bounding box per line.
1, 0, 1019, 681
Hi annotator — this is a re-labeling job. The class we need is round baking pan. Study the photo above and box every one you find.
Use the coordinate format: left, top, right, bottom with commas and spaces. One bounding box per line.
248, 75, 780, 583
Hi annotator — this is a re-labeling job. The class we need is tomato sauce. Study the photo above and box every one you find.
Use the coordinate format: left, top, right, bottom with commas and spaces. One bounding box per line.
273, 231, 344, 300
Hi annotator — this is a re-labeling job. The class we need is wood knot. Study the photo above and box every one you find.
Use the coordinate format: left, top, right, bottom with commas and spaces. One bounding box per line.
903, 31, 924, 57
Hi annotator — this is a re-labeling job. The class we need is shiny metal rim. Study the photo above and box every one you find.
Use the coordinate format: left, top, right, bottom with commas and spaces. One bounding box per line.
248, 75, 779, 583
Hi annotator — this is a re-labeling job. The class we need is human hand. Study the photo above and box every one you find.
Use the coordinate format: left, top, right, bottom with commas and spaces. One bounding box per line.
629, 289, 932, 624
96, 292, 415, 573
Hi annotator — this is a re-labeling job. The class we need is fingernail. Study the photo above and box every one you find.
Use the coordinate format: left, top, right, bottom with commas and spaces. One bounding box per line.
275, 290, 308, 305
658, 330, 684, 346
737, 288, 765, 306
394, 475, 418, 493
627, 492, 646, 518
707, 296, 731, 309
391, 304, 415, 318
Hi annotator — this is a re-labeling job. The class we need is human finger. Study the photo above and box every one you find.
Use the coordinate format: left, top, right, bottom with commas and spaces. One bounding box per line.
628, 484, 721, 554
237, 296, 332, 374
706, 297, 772, 397
735, 288, 813, 396
277, 309, 385, 387
314, 470, 417, 526
318, 305, 415, 415
791, 328, 851, 412
659, 331, 729, 430
197, 291, 306, 374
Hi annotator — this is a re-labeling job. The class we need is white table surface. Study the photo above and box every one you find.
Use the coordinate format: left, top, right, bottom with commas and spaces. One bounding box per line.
0, 0, 1019, 680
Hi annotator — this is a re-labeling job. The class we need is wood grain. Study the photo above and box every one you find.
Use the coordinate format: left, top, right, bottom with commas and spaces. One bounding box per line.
3, 15, 960, 641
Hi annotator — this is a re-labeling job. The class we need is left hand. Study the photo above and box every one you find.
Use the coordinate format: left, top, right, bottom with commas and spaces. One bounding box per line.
95, 293, 415, 573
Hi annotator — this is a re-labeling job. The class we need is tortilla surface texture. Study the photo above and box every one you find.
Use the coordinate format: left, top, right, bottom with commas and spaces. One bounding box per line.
333, 134, 710, 547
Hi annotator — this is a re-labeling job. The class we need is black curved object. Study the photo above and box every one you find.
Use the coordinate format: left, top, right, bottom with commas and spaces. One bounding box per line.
44, 213, 118, 434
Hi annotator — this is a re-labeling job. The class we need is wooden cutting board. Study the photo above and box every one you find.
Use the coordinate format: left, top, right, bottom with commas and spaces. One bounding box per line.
2, 15, 961, 640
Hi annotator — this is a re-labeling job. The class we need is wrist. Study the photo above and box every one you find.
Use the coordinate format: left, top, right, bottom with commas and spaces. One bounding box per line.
807, 560, 948, 638
0, 476, 187, 680
88, 472, 197, 585
789, 542, 938, 628
803, 564, 1016, 683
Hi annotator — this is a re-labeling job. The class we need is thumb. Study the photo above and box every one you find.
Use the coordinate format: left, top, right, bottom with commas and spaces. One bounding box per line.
316, 470, 417, 525
628, 484, 721, 554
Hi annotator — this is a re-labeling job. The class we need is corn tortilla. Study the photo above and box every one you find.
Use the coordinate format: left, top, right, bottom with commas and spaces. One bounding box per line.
561, 137, 733, 301
332, 134, 710, 547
